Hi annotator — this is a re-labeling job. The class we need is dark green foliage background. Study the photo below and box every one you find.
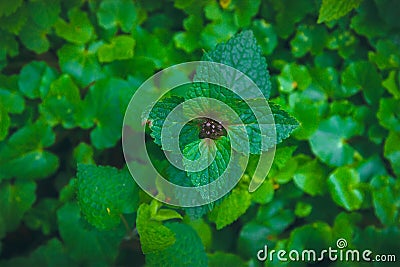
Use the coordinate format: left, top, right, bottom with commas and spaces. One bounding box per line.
0, 0, 399, 266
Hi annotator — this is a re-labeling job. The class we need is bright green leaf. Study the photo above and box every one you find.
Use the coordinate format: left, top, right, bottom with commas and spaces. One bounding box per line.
0, 121, 59, 180
310, 115, 363, 166
97, 35, 135, 62
328, 167, 364, 211
370, 175, 399, 226
57, 43, 104, 87
209, 185, 251, 229
377, 98, 400, 132
18, 61, 57, 99
136, 203, 176, 254
384, 131, 400, 176
97, 0, 138, 33
40, 74, 83, 128
318, 0, 362, 23
54, 8, 94, 44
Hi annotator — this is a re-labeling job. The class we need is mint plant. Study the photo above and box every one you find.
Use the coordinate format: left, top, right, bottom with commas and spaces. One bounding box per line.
0, 0, 399, 266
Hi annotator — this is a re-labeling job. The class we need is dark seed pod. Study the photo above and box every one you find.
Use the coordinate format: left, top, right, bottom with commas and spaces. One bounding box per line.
199, 118, 226, 139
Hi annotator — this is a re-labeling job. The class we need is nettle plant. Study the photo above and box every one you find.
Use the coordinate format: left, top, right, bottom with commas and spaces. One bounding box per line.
77, 31, 298, 266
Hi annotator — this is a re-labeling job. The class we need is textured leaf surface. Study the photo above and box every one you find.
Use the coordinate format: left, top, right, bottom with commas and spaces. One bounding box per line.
77, 164, 139, 230
318, 0, 362, 23
208, 185, 251, 229
145, 222, 208, 267
136, 203, 176, 254
203, 30, 271, 99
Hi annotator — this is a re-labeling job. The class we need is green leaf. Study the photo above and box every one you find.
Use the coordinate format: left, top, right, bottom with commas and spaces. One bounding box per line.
369, 39, 400, 70
290, 24, 328, 57
97, 0, 138, 33
27, 0, 60, 29
174, 15, 203, 53
208, 185, 251, 229
57, 202, 124, 266
270, 103, 299, 146
0, 87, 25, 114
97, 35, 135, 62
293, 159, 327, 196
183, 137, 231, 187
23, 198, 58, 235
203, 30, 271, 99
73, 142, 95, 165
350, 0, 388, 39
256, 200, 295, 233
294, 202, 312, 218
233, 0, 260, 27
183, 217, 212, 249
18, 17, 50, 54
57, 43, 104, 87
39, 74, 83, 128
328, 167, 364, 211
208, 252, 247, 267
278, 63, 311, 92
0, 0, 23, 17
310, 115, 363, 166
0, 121, 59, 180
54, 8, 94, 44
318, 0, 362, 23
145, 222, 208, 267
77, 164, 139, 230
0, 106, 10, 141
274, 0, 315, 38
80, 77, 134, 149
287, 222, 332, 252
341, 61, 383, 103
18, 61, 57, 99
136, 203, 176, 254
370, 175, 399, 226
0, 30, 19, 63
251, 19, 278, 55
250, 178, 274, 204
377, 98, 400, 132
382, 71, 400, 99
0, 5, 28, 34
237, 221, 274, 258
384, 131, 400, 176
0, 180, 36, 234
0, 238, 74, 267
152, 209, 183, 222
